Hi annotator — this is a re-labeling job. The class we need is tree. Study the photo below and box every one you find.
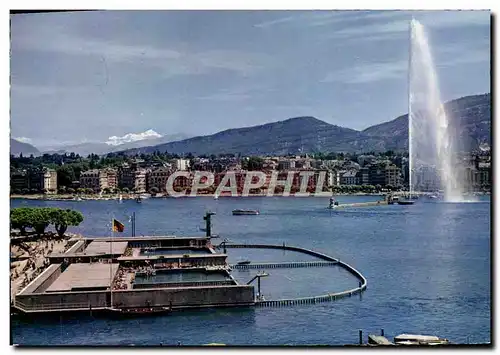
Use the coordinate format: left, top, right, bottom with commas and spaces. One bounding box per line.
56, 165, 75, 187
103, 187, 111, 194
375, 184, 382, 192
122, 187, 130, 193
50, 209, 84, 237
31, 208, 52, 236
149, 186, 159, 196
67, 187, 75, 194
59, 185, 67, 194
10, 207, 32, 235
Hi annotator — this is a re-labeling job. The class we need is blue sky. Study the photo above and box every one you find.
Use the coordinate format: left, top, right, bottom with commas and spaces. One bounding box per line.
10, 10, 490, 149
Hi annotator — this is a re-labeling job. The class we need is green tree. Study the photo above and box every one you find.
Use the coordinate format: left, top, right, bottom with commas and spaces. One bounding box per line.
50, 209, 84, 237
56, 165, 75, 187
67, 187, 75, 194
149, 186, 159, 196
31, 208, 52, 235
10, 207, 32, 235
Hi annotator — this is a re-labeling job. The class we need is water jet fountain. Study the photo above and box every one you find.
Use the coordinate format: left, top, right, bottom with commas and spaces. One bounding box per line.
408, 19, 473, 203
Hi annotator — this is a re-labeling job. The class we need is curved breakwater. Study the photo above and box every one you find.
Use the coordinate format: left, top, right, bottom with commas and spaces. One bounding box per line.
224, 243, 367, 307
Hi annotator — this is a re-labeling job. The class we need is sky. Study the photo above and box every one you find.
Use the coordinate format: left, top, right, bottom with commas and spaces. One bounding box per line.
10, 10, 490, 149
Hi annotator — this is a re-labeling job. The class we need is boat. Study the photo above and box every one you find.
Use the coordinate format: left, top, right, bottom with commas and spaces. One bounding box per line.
397, 200, 415, 205
214, 193, 219, 200
236, 260, 251, 265
232, 209, 259, 215
394, 334, 449, 345
107, 306, 171, 318
328, 196, 339, 209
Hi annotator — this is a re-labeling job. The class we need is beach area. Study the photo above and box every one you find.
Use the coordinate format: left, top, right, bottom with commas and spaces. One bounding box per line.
10, 233, 82, 300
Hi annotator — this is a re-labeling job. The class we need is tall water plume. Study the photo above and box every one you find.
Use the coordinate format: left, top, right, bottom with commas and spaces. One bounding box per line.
409, 19, 467, 202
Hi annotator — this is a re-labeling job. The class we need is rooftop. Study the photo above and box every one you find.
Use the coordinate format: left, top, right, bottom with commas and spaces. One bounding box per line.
83, 241, 128, 255
45, 263, 119, 292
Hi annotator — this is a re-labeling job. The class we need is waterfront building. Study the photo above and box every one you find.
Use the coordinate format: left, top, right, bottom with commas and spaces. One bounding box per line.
278, 159, 295, 170
385, 164, 402, 187
134, 169, 149, 193
11, 167, 58, 194
42, 168, 58, 194
80, 168, 117, 192
80, 169, 100, 192
359, 167, 370, 185
175, 159, 190, 171
10, 169, 29, 192
368, 164, 386, 187
340, 170, 358, 185
148, 167, 171, 192
99, 168, 118, 191
118, 164, 135, 190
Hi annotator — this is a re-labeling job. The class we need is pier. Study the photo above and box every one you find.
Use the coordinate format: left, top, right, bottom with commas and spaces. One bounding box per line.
333, 200, 388, 209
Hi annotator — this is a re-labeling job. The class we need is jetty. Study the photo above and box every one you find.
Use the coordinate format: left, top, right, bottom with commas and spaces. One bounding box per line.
333, 200, 388, 209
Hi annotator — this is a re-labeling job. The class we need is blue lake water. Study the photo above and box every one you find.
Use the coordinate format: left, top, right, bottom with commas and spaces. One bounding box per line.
11, 195, 491, 345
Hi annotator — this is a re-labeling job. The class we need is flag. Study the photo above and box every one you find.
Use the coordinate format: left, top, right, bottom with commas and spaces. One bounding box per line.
112, 219, 125, 233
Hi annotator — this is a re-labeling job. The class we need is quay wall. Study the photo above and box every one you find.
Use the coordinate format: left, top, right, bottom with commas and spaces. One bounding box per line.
15, 290, 109, 311
15, 285, 254, 312
112, 285, 255, 308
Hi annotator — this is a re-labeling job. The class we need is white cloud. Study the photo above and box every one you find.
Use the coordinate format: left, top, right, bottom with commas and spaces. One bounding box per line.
14, 137, 33, 144
322, 60, 407, 84
253, 16, 296, 28
106, 129, 163, 146
13, 25, 270, 78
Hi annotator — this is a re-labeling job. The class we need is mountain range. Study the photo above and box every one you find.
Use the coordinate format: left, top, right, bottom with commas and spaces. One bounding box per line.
38, 133, 191, 157
119, 93, 490, 156
11, 93, 490, 157
10, 139, 39, 156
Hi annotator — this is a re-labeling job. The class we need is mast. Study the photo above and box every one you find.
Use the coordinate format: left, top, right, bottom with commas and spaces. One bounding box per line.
110, 217, 114, 308
408, 18, 413, 199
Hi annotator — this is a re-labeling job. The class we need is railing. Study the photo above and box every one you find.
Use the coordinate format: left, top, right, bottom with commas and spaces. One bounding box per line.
230, 261, 338, 269
14, 300, 106, 312
132, 280, 235, 289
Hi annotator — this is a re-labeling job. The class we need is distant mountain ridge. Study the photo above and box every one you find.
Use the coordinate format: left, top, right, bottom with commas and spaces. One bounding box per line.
41, 133, 191, 156
117, 93, 490, 156
10, 138, 40, 156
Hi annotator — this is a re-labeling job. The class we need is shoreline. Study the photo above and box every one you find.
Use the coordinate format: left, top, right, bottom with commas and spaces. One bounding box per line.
10, 191, 490, 201
11, 193, 388, 201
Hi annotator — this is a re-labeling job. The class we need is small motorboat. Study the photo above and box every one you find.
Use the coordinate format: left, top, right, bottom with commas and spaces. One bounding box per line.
232, 209, 259, 216
236, 260, 251, 265
397, 200, 415, 205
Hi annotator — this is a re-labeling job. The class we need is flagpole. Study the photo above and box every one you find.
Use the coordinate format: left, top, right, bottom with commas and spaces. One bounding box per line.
110, 216, 114, 308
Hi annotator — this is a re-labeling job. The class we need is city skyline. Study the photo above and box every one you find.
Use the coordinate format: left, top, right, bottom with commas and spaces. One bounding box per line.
11, 10, 490, 149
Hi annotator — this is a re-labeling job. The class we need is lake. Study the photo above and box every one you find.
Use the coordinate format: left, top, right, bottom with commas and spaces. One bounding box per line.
11, 195, 491, 345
